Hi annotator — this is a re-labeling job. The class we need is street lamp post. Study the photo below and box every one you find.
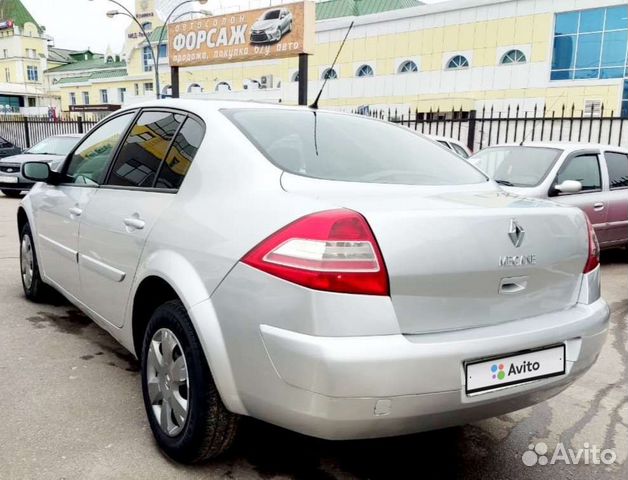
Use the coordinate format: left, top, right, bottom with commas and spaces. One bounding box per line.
89, 0, 207, 100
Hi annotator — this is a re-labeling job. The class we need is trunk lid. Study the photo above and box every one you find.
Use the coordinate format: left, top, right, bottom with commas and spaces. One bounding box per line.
282, 174, 588, 334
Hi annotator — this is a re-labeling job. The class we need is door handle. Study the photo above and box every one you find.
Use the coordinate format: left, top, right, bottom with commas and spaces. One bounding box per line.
593, 202, 605, 211
69, 207, 82, 217
124, 217, 145, 230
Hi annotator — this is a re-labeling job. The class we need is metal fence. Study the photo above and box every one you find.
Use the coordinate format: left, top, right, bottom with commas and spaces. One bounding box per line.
0, 116, 100, 150
357, 104, 628, 152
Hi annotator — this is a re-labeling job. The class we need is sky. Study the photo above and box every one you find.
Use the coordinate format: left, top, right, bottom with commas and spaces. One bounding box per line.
22, 0, 447, 53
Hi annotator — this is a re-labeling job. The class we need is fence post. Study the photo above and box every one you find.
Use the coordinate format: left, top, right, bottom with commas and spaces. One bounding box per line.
77, 116, 84, 134
23, 117, 31, 148
467, 109, 477, 151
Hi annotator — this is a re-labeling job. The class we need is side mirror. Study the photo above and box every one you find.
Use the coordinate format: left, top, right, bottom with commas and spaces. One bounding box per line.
22, 162, 51, 182
554, 180, 582, 194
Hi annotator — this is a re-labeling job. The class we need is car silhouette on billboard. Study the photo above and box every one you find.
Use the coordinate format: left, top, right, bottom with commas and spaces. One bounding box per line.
250, 8, 293, 44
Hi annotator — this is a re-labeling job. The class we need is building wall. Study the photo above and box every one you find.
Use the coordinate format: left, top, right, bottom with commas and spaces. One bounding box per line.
50, 0, 628, 116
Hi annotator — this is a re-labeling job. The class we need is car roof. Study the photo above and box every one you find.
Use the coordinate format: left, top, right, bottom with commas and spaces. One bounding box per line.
481, 142, 628, 154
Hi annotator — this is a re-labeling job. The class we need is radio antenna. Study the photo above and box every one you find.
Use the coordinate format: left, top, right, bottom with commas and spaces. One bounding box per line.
310, 20, 355, 110
520, 91, 566, 146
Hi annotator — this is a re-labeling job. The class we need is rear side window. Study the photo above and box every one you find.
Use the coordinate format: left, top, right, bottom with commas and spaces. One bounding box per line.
451, 143, 469, 158
155, 117, 203, 189
224, 109, 487, 186
556, 154, 601, 192
605, 152, 628, 189
107, 111, 185, 188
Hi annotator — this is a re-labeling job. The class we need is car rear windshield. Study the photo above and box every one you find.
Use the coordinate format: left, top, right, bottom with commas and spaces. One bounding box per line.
224, 109, 487, 186
470, 146, 562, 187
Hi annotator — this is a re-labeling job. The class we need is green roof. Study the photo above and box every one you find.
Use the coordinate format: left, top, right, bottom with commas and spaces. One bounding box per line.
315, 0, 423, 20
46, 56, 126, 74
55, 68, 128, 85
0, 0, 41, 31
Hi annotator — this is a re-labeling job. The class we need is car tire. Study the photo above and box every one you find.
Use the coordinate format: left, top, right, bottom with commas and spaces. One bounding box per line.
20, 223, 50, 302
141, 300, 239, 464
2, 190, 21, 198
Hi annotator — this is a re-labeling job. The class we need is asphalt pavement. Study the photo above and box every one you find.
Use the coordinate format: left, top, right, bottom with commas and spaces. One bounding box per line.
0, 194, 626, 480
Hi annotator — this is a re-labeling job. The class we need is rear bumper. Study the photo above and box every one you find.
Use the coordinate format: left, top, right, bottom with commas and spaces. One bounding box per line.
212, 287, 608, 439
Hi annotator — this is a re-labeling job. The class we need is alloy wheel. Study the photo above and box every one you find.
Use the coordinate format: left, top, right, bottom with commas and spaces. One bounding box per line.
146, 328, 190, 436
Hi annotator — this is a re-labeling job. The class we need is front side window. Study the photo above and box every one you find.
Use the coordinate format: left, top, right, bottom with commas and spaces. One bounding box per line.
605, 152, 628, 189
225, 109, 487, 186
27, 136, 80, 156
156, 117, 204, 189
107, 111, 185, 188
556, 154, 601, 192
470, 147, 562, 187
64, 112, 135, 185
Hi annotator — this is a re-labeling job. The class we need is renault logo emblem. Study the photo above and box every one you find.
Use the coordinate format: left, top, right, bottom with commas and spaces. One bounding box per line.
508, 219, 525, 247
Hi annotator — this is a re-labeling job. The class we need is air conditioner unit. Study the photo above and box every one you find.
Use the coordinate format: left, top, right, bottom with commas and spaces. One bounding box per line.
584, 100, 602, 117
260, 75, 273, 89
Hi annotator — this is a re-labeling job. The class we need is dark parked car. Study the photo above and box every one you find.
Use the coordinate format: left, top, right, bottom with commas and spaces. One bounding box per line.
0, 136, 21, 158
0, 134, 82, 197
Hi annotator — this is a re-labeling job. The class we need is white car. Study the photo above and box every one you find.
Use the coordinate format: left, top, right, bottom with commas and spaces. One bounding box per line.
429, 135, 473, 158
17, 100, 608, 463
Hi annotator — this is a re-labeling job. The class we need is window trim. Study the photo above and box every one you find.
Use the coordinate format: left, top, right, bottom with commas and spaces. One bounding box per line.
604, 150, 628, 191
99, 107, 206, 193
551, 151, 603, 196
58, 109, 141, 188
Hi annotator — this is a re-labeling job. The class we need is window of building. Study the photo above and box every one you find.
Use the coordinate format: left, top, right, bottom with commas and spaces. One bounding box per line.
398, 60, 418, 74
622, 80, 628, 118
4, 68, 9, 82
356, 64, 374, 77
446, 55, 470, 70
144, 82, 154, 94
118, 88, 126, 103
27, 97, 36, 107
134, 83, 139, 96
214, 82, 230, 92
107, 111, 185, 188
605, 152, 628, 189
2, 49, 7, 58
551, 6, 628, 80
65, 113, 135, 186
142, 22, 153, 32
100, 89, 109, 104
159, 44, 168, 58
143, 46, 153, 72
501, 49, 527, 64
291, 71, 299, 82
156, 117, 204, 189
70, 92, 76, 105
556, 154, 601, 192
26, 66, 38, 81
82, 92, 90, 105
321, 68, 338, 80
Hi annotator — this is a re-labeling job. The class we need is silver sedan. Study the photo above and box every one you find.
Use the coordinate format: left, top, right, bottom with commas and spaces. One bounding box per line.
17, 100, 609, 464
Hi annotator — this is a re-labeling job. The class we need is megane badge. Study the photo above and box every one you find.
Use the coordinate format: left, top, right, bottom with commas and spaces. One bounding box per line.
508, 219, 525, 247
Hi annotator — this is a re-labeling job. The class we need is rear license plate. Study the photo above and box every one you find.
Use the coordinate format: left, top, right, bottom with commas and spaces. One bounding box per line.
0, 175, 18, 184
465, 345, 565, 395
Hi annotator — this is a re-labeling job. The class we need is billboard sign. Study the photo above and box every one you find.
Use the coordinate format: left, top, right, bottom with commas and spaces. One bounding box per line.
168, 1, 315, 67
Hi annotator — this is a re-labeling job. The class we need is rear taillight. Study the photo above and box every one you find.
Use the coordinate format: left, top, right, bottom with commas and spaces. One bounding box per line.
242, 209, 389, 296
583, 215, 600, 274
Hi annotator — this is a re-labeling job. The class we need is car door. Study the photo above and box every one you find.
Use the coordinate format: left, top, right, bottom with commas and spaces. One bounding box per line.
551, 152, 610, 243
602, 150, 628, 246
77, 109, 204, 328
29, 112, 136, 299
